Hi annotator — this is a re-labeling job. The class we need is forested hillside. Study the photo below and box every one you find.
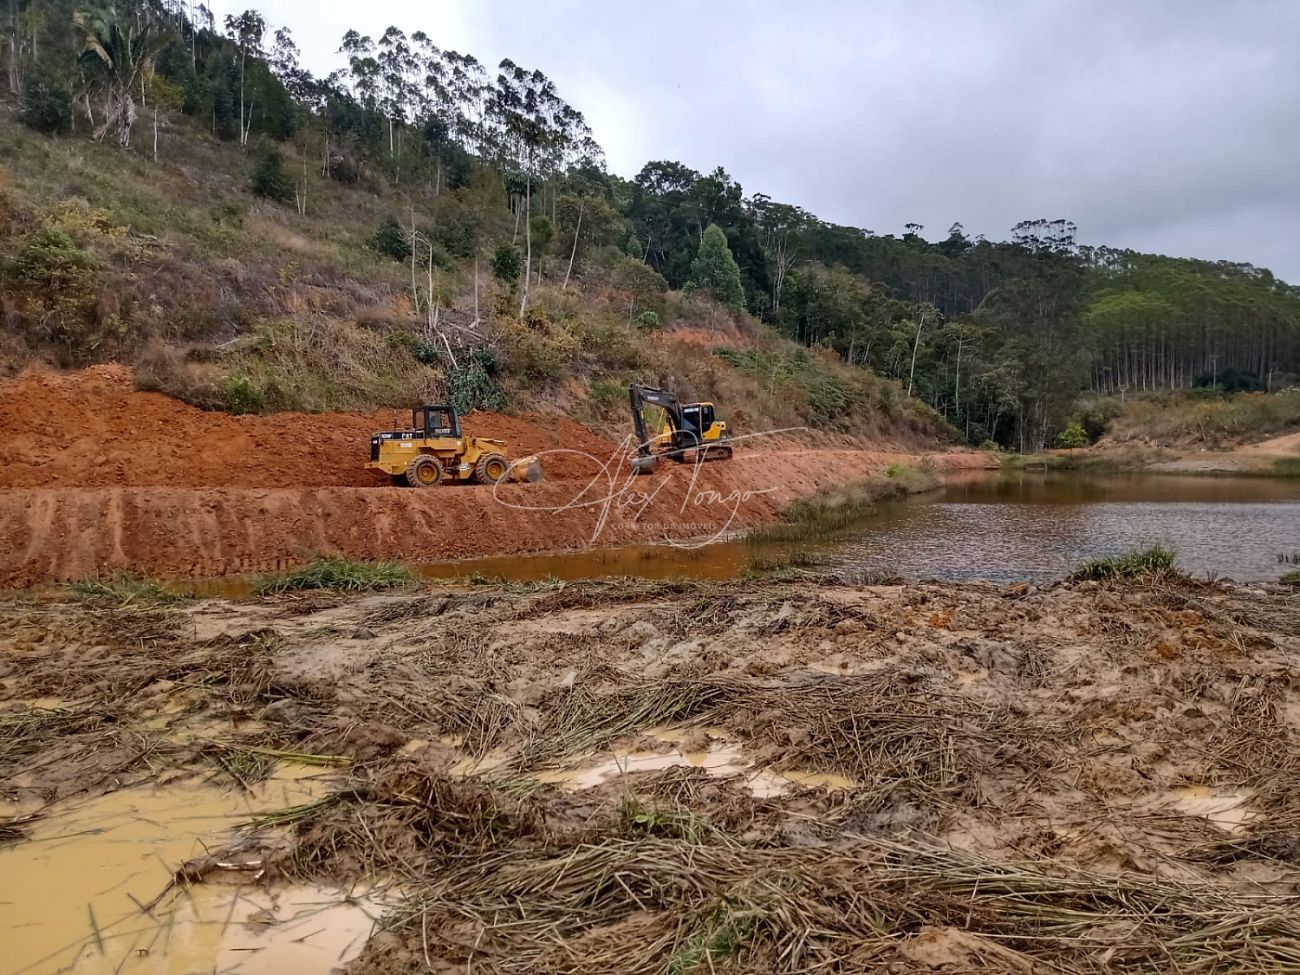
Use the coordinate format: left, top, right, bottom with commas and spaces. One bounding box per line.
3, 0, 1298, 451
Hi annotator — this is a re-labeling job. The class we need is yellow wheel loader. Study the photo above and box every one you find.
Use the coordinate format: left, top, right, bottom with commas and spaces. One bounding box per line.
628, 383, 733, 475
366, 405, 542, 486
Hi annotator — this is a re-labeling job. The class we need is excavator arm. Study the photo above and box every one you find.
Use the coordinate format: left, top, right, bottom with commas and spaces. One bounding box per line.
628, 383, 685, 474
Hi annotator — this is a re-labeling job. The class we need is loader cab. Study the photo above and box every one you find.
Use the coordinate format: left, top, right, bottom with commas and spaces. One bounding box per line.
415, 405, 460, 440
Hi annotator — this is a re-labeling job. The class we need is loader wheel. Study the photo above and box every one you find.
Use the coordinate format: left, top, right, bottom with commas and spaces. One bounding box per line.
406, 455, 443, 487
476, 453, 510, 485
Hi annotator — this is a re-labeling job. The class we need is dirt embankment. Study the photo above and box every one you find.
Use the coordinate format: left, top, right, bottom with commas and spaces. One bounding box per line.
0, 368, 988, 586
2, 575, 1298, 971
0, 365, 614, 488
1145, 429, 1300, 474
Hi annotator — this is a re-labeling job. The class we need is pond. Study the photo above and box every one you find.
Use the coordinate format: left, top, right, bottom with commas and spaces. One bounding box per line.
402, 472, 1300, 585
816, 471, 1300, 584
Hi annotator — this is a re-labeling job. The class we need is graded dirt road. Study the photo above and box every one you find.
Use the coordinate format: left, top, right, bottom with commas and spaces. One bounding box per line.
0, 367, 987, 586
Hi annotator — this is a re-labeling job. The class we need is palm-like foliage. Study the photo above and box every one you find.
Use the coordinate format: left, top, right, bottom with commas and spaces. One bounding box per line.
73, 2, 161, 147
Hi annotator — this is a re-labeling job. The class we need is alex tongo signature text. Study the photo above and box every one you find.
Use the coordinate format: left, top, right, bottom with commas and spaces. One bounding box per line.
490, 428, 806, 548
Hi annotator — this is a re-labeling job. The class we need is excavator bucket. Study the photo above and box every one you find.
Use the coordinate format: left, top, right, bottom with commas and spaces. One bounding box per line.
509, 455, 544, 483
630, 454, 659, 475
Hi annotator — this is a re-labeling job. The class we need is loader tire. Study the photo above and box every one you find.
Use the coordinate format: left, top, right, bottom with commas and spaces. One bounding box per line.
406, 455, 443, 487
476, 453, 510, 485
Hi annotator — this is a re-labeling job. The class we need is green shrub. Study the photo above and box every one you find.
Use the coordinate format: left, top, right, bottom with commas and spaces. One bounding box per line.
528, 214, 554, 254
448, 348, 507, 414
589, 378, 626, 412
254, 556, 414, 595
369, 216, 412, 262
492, 244, 522, 285
1056, 423, 1088, 449
218, 374, 268, 414
250, 145, 294, 203
19, 70, 72, 135
635, 310, 662, 331
13, 227, 96, 290
1071, 545, 1177, 580
11, 227, 104, 356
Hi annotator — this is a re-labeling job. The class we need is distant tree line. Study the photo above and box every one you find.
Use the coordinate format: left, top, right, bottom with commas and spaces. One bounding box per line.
4, 0, 1298, 451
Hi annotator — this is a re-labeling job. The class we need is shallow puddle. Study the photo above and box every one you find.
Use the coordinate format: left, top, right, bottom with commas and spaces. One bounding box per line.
0, 766, 374, 974
1169, 786, 1255, 835
532, 735, 856, 799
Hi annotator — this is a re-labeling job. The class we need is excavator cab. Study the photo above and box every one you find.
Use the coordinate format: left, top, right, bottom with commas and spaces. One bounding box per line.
680, 403, 715, 439
629, 384, 733, 474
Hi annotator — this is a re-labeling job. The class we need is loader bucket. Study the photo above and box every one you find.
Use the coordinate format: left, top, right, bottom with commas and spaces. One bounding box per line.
630, 454, 659, 475
510, 455, 544, 483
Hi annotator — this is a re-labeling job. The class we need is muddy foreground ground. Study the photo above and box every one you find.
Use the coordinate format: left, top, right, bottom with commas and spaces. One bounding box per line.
3, 573, 1300, 973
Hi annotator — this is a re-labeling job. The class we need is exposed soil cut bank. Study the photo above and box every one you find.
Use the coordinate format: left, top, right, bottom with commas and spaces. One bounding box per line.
0, 368, 988, 586
0, 365, 615, 488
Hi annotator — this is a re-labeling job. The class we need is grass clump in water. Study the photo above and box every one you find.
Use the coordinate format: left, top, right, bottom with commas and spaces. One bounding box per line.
1281, 570, 1300, 587
748, 481, 896, 544
67, 573, 182, 608
742, 548, 826, 580
1273, 457, 1300, 478
254, 556, 414, 595
1071, 545, 1177, 581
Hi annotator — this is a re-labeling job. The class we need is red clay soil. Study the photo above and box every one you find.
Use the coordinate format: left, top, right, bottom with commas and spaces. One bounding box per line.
0, 368, 990, 586
0, 366, 615, 488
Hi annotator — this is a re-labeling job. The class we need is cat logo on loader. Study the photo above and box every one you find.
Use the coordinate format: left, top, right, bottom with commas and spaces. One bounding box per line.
366, 405, 542, 486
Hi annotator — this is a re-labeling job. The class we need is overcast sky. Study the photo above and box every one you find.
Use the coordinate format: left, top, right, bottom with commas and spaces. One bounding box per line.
205, 0, 1300, 281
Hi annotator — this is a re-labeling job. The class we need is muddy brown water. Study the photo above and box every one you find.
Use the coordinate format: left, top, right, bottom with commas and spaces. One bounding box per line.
823, 472, 1300, 583
177, 472, 1300, 598
0, 768, 391, 975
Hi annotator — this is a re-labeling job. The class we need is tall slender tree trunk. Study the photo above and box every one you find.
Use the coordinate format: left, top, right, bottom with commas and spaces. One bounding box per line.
907, 313, 926, 398
953, 334, 964, 418
473, 254, 480, 324
563, 198, 583, 291
519, 170, 532, 321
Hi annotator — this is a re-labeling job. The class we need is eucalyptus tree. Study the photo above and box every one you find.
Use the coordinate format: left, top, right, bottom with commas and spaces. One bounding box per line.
222, 8, 263, 145
488, 59, 589, 318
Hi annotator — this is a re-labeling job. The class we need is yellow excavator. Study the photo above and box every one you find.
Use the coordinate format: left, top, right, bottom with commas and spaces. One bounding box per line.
366, 405, 542, 486
628, 383, 733, 474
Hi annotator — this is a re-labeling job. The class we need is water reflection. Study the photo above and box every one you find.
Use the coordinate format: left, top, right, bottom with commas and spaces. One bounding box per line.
831, 473, 1300, 583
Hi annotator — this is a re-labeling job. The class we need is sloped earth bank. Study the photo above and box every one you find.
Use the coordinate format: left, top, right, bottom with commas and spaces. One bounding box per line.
0, 368, 986, 586
2, 575, 1299, 972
